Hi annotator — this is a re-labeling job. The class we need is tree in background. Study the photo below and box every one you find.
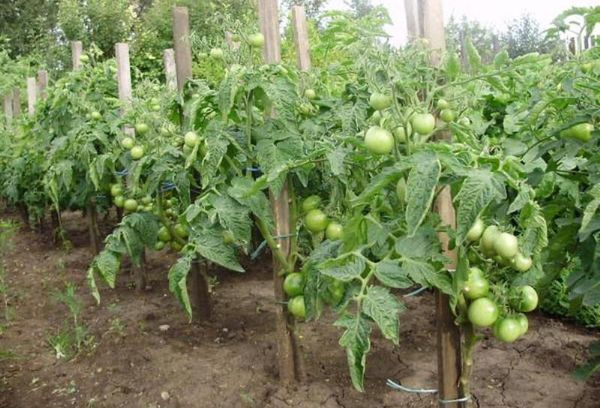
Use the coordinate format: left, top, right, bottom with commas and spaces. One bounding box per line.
445, 16, 498, 65
502, 14, 558, 58
57, 0, 134, 58
346, 0, 374, 19
0, 0, 58, 58
282, 0, 328, 20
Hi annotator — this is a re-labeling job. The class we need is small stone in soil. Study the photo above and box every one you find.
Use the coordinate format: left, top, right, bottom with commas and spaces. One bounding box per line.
159, 324, 170, 332
161, 391, 170, 400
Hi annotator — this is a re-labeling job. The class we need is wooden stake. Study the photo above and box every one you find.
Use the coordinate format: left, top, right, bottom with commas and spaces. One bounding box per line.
3, 94, 13, 124
12, 88, 21, 117
72, 41, 83, 71
115, 42, 147, 291
404, 0, 421, 41
418, 0, 465, 407
259, 0, 301, 386
172, 7, 193, 92
291, 6, 311, 71
27, 77, 37, 117
163, 49, 177, 92
37, 70, 48, 100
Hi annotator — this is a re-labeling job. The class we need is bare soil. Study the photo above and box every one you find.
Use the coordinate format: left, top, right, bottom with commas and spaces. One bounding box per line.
0, 211, 599, 408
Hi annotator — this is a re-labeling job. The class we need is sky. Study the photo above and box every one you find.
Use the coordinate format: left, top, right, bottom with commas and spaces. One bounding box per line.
325, 0, 600, 45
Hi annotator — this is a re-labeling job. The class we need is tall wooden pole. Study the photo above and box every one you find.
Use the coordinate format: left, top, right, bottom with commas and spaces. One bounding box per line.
27, 78, 37, 117
172, 7, 193, 92
3, 94, 13, 124
170, 7, 210, 320
37, 70, 48, 100
291, 6, 311, 71
72, 41, 83, 71
12, 88, 21, 117
418, 1, 465, 407
258, 0, 301, 386
404, 0, 421, 41
163, 49, 177, 92
115, 42, 149, 292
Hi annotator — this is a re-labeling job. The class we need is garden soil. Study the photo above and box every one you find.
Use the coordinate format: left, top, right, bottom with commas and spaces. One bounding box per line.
0, 211, 598, 408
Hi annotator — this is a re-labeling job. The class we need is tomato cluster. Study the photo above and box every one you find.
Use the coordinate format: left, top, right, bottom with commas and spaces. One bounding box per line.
462, 219, 539, 343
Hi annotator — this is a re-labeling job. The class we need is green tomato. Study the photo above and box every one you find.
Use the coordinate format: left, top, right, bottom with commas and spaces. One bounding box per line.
364, 126, 394, 155
466, 219, 485, 242
569, 123, 594, 142
90, 111, 102, 121
110, 184, 123, 197
287, 296, 306, 320
305, 209, 329, 233
248, 33, 265, 47
151, 104, 161, 112
467, 297, 499, 327
436, 99, 450, 109
141, 195, 152, 205
154, 241, 166, 251
170, 241, 183, 252
158, 226, 172, 242
130, 145, 145, 160
304, 89, 317, 100
369, 92, 392, 111
79, 54, 90, 64
515, 313, 529, 336
512, 252, 532, 272
493, 232, 518, 260
121, 137, 135, 150
581, 62, 593, 73
124, 199, 138, 212
173, 223, 189, 239
135, 123, 150, 135
113, 195, 125, 208
411, 113, 436, 134
462, 267, 489, 300
495, 317, 522, 343
301, 195, 321, 212
325, 222, 344, 240
480, 225, 499, 256
396, 178, 406, 203
210, 48, 224, 58
283, 273, 305, 297
440, 109, 456, 123
457, 117, 471, 127
512, 285, 538, 312
184, 131, 200, 147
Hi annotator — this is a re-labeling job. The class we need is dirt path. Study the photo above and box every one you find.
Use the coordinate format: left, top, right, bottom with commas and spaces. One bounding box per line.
0, 212, 598, 408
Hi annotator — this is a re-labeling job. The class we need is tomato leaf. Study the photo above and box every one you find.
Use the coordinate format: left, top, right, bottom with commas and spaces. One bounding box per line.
318, 255, 366, 282
518, 202, 549, 257
362, 286, 404, 345
190, 226, 244, 273
455, 169, 505, 244
334, 313, 372, 392
373, 259, 413, 289
405, 153, 440, 236
168, 255, 193, 320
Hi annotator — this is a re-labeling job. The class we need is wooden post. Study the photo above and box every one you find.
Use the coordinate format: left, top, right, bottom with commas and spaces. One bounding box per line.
115, 42, 148, 291
291, 6, 311, 71
163, 49, 177, 92
170, 8, 210, 319
259, 0, 301, 386
3, 94, 13, 124
172, 7, 193, 92
12, 88, 21, 117
404, 0, 421, 41
27, 78, 37, 117
72, 41, 83, 71
418, 1, 465, 407
37, 70, 48, 100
